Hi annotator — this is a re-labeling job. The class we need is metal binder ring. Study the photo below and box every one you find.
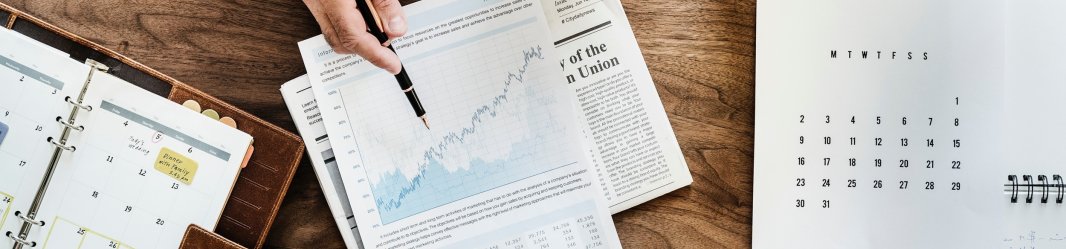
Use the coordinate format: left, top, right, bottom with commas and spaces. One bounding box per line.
55, 116, 84, 131
1055, 175, 1064, 204
1023, 175, 1034, 203
1008, 175, 1018, 203
46, 137, 76, 152
5, 231, 37, 247
64, 96, 92, 111
13, 211, 44, 227
1039, 175, 1050, 203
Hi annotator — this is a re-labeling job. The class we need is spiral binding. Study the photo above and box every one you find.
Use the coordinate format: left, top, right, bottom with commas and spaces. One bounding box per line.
1005, 174, 1065, 204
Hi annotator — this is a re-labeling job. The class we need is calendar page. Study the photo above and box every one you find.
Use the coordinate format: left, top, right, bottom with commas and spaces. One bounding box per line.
754, 0, 1008, 248
22, 72, 252, 249
0, 29, 92, 249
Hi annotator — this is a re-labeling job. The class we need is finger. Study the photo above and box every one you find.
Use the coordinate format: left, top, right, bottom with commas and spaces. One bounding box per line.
371, 0, 407, 44
304, 0, 350, 53
322, 0, 402, 74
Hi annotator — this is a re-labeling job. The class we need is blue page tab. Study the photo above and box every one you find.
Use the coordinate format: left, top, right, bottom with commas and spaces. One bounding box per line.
0, 121, 7, 147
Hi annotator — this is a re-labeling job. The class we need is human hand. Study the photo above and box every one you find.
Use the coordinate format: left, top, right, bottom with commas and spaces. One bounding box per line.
303, 0, 407, 74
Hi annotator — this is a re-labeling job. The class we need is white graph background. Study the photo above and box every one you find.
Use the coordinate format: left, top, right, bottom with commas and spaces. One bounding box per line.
340, 21, 576, 224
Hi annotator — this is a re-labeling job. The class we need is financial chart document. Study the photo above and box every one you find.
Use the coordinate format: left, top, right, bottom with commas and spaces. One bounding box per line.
299, 0, 621, 248
280, 76, 364, 249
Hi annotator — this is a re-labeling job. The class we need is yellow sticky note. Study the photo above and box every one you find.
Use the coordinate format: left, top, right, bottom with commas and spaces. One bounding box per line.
155, 147, 198, 185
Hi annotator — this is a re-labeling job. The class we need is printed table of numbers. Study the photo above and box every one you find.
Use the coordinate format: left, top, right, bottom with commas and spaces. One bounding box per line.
756, 88, 1003, 247
444, 201, 612, 249
791, 99, 965, 210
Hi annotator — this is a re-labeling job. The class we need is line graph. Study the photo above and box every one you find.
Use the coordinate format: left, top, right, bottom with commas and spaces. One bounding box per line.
372, 46, 550, 215
342, 43, 575, 224
299, 2, 633, 247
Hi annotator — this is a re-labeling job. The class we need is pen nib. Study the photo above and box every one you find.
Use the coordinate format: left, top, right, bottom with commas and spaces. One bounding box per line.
421, 116, 430, 130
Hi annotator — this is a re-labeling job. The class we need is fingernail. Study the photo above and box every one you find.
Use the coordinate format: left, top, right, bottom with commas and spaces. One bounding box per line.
383, 38, 395, 47
389, 16, 406, 34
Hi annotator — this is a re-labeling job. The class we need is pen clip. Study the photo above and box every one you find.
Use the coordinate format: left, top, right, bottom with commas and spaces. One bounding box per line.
363, 0, 384, 31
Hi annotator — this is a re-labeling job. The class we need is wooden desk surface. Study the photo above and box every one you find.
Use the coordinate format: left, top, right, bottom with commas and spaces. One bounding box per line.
3, 0, 754, 248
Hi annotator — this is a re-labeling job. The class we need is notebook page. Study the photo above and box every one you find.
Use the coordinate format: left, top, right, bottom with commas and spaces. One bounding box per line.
1004, 1, 1066, 248
0, 28, 91, 248
754, 0, 1006, 247
23, 71, 252, 249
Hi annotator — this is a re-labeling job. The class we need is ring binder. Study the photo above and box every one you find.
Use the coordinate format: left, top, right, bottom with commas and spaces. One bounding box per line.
55, 116, 84, 131
4, 231, 36, 247
14, 211, 44, 227
1004, 174, 1065, 204
0, 5, 304, 247
64, 96, 93, 111
9, 58, 106, 249
46, 136, 75, 152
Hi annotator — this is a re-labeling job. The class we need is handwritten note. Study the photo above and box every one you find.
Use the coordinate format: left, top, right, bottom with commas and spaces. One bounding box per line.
1004, 230, 1066, 249
154, 147, 198, 185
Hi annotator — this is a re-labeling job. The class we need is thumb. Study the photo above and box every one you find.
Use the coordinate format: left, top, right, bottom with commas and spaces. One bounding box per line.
372, 0, 407, 45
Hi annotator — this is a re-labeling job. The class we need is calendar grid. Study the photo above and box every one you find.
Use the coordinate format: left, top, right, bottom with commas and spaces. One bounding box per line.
790, 108, 966, 210
41, 216, 134, 249
0, 192, 12, 229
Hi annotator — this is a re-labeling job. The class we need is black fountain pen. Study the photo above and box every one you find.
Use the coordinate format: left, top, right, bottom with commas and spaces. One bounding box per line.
356, 0, 429, 129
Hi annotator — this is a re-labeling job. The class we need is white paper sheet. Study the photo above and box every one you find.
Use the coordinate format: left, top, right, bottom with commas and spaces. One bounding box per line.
281, 76, 365, 249
0, 29, 92, 249
541, 0, 693, 213
757, 0, 1066, 248
1004, 1, 1066, 248
299, 0, 621, 248
755, 0, 1007, 248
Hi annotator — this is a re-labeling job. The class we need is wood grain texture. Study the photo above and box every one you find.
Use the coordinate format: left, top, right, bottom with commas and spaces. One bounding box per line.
1, 0, 755, 248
